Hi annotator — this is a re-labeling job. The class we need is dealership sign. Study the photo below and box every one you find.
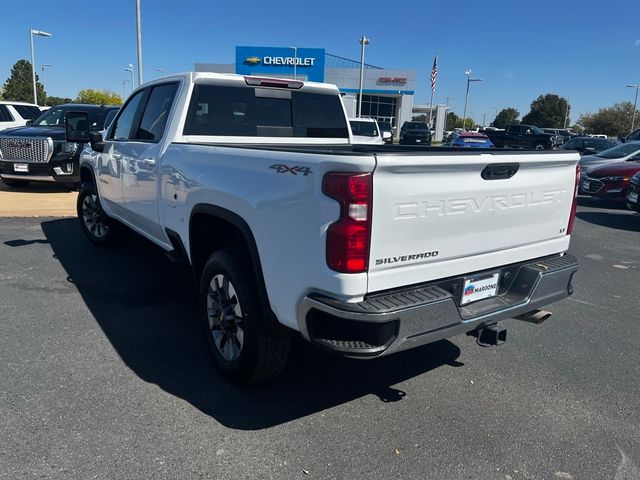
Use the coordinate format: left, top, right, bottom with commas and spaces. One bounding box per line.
377, 77, 407, 85
236, 46, 326, 82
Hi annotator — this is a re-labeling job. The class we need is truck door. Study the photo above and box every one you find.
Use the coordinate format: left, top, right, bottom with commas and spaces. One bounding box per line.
98, 90, 146, 213
121, 82, 179, 240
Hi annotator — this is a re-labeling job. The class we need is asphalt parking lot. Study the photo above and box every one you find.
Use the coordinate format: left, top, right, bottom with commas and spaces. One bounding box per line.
1, 196, 639, 480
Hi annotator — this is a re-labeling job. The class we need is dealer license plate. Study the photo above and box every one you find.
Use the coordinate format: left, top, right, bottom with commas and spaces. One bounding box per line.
629, 192, 638, 203
415, 139, 422, 143
461, 272, 500, 306
13, 163, 29, 173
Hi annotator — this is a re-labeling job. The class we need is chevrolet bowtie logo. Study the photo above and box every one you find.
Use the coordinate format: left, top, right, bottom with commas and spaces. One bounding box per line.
245, 56, 262, 65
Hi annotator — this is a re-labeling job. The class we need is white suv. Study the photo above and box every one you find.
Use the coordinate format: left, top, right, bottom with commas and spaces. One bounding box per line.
0, 101, 42, 131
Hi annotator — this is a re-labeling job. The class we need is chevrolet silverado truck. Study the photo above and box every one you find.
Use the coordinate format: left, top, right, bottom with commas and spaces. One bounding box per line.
0, 104, 119, 188
66, 72, 580, 384
482, 124, 563, 150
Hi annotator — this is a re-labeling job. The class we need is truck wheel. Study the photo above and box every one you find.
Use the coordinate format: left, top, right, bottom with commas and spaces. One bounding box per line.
199, 248, 291, 384
1, 179, 29, 188
77, 182, 127, 246
534, 143, 545, 150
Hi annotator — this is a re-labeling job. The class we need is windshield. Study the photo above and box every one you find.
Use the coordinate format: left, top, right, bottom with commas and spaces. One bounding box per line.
596, 143, 640, 159
32, 106, 109, 130
350, 120, 379, 137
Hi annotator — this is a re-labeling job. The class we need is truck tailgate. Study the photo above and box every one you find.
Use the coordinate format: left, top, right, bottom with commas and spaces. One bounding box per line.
367, 151, 579, 293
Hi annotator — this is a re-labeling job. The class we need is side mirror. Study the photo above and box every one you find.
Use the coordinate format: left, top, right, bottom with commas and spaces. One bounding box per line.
89, 132, 105, 153
65, 111, 90, 143
26, 119, 33, 126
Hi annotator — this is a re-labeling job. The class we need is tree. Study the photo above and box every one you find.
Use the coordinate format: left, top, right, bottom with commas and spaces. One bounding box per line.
492, 108, 520, 129
411, 114, 426, 122
75, 89, 123, 105
2, 59, 45, 104
521, 94, 569, 128
445, 112, 459, 130
578, 102, 640, 137
45, 96, 73, 107
455, 117, 474, 129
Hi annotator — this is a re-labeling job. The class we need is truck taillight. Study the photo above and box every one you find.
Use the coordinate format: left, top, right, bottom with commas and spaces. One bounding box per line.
322, 172, 372, 273
567, 164, 580, 235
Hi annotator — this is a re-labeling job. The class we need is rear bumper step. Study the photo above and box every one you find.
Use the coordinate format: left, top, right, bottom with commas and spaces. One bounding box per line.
298, 253, 578, 357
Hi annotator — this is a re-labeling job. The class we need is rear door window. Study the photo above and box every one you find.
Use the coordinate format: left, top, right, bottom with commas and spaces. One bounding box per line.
183, 84, 348, 138
11, 105, 41, 120
134, 83, 179, 142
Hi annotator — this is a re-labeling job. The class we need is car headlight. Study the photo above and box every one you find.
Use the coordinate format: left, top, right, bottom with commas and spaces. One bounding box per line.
602, 176, 629, 182
61, 142, 78, 154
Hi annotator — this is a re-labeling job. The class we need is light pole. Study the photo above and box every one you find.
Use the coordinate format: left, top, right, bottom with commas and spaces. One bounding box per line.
135, 0, 143, 85
462, 69, 482, 131
125, 64, 134, 92
563, 97, 570, 129
154, 67, 166, 78
122, 79, 130, 98
627, 84, 640, 133
41, 64, 52, 104
289, 47, 297, 80
445, 97, 454, 109
357, 35, 370, 118
29, 29, 51, 105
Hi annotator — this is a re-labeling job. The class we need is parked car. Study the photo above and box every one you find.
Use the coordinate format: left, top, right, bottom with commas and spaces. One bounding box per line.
349, 118, 384, 145
0, 103, 120, 188
445, 131, 494, 148
67, 72, 579, 384
560, 136, 618, 155
377, 120, 393, 144
0, 101, 42, 131
581, 161, 640, 201
624, 128, 640, 143
481, 124, 563, 150
542, 128, 574, 143
579, 142, 640, 174
399, 121, 432, 145
626, 171, 640, 213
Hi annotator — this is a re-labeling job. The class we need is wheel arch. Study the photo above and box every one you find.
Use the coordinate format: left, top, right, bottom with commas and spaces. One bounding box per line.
189, 204, 280, 332
80, 164, 96, 185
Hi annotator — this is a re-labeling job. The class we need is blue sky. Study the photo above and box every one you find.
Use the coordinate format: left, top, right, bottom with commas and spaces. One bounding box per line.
1, 0, 639, 124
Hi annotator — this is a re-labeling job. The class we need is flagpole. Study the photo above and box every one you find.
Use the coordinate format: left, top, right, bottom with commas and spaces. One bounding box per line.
428, 51, 438, 128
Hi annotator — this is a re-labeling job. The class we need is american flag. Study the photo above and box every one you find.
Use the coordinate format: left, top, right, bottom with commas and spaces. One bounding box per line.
430, 53, 438, 93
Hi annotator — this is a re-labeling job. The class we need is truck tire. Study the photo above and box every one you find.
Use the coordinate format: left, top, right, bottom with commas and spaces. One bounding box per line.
199, 248, 291, 384
77, 182, 128, 246
1, 179, 29, 188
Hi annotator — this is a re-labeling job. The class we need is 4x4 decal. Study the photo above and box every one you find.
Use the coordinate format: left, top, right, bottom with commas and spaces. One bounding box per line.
270, 164, 312, 176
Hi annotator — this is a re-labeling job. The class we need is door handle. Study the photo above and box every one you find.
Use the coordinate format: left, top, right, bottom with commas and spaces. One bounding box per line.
481, 163, 520, 180
142, 158, 156, 166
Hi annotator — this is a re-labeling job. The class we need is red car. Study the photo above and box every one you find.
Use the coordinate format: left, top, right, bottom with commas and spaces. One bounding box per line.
581, 161, 640, 201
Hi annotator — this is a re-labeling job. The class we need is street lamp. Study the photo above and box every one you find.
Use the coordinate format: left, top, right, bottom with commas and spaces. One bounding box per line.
357, 35, 370, 118
289, 47, 297, 80
135, 0, 143, 85
122, 79, 130, 98
41, 64, 52, 105
462, 69, 482, 131
125, 64, 134, 92
627, 84, 640, 133
154, 67, 166, 78
30, 29, 52, 105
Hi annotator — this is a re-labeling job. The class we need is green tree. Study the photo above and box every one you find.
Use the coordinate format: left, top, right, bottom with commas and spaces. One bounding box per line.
45, 96, 73, 107
492, 107, 520, 128
521, 94, 569, 128
445, 112, 459, 130
578, 102, 639, 137
75, 89, 123, 105
455, 117, 474, 129
2, 59, 45, 104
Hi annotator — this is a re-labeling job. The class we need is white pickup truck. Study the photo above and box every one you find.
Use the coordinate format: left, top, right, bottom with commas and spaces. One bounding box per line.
66, 72, 580, 384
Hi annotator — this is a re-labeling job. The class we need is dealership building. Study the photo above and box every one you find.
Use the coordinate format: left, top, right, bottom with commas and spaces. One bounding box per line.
196, 46, 421, 137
